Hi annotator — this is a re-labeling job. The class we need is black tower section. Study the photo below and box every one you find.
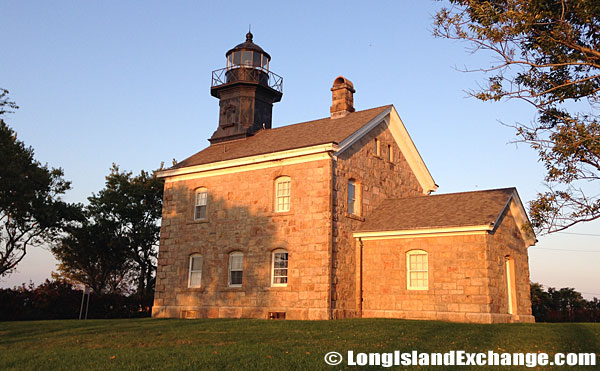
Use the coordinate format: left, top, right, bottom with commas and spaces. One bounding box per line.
209, 32, 283, 144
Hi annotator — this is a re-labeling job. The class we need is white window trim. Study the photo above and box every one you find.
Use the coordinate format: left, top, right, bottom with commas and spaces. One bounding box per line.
505, 256, 517, 315
348, 179, 360, 216
188, 254, 203, 288
228, 252, 243, 287
194, 188, 208, 221
271, 249, 288, 287
274, 176, 291, 212
406, 250, 428, 290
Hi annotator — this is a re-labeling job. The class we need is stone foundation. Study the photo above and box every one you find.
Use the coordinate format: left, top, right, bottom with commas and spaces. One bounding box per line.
152, 305, 329, 320
361, 309, 534, 324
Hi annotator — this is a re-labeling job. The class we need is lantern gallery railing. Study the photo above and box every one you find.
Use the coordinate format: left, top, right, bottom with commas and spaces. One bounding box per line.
211, 67, 283, 93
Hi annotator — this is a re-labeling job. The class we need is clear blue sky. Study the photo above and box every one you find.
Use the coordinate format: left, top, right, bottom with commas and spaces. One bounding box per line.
1, 1, 598, 298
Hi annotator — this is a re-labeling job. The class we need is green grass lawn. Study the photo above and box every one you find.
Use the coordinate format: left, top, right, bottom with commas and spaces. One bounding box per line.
0, 318, 598, 370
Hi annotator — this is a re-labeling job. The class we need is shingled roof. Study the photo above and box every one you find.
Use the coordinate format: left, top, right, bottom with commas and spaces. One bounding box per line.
357, 188, 517, 232
173, 105, 391, 169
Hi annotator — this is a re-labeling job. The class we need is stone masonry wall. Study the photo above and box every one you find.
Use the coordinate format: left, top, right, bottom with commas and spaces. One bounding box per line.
332, 122, 425, 318
152, 158, 332, 320
485, 209, 535, 322
360, 234, 500, 323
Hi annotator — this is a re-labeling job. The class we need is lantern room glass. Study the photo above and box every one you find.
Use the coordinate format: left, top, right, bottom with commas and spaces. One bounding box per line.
227, 51, 269, 71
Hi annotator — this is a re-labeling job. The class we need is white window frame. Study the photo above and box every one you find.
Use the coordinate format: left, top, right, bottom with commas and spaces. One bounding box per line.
348, 179, 360, 216
188, 254, 203, 288
275, 176, 291, 212
194, 187, 208, 221
271, 249, 288, 287
228, 252, 244, 287
505, 256, 517, 315
406, 250, 428, 290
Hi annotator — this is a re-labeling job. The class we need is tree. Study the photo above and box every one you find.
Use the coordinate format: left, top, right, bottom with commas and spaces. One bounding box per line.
434, 0, 600, 233
52, 216, 133, 294
86, 164, 164, 301
0, 89, 18, 116
0, 89, 75, 276
530, 281, 552, 321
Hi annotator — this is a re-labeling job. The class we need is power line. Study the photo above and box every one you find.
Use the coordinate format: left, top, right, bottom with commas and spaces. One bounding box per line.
534, 247, 600, 253
556, 231, 600, 237
538, 285, 600, 297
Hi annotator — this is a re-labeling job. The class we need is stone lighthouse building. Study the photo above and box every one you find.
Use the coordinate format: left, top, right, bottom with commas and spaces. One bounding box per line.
152, 33, 536, 323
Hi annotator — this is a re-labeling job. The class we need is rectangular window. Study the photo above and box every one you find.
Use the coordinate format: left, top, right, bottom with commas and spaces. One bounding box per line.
374, 138, 380, 156
229, 253, 243, 287
242, 51, 253, 66
272, 250, 288, 286
348, 180, 356, 215
505, 257, 517, 315
275, 177, 291, 212
388, 145, 393, 162
407, 251, 428, 290
232, 51, 241, 66
195, 190, 207, 220
253, 52, 261, 68
188, 255, 203, 288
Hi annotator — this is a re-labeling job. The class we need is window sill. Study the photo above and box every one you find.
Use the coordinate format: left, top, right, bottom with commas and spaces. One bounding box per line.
184, 287, 205, 293
221, 286, 244, 292
345, 213, 365, 222
187, 219, 209, 225
270, 211, 294, 217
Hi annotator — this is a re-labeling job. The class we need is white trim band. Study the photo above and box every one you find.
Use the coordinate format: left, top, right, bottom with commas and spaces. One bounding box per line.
353, 224, 494, 239
158, 143, 338, 179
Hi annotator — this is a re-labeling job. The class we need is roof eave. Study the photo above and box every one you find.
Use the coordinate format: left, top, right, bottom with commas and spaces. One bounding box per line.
157, 143, 338, 179
334, 105, 438, 195
353, 224, 495, 239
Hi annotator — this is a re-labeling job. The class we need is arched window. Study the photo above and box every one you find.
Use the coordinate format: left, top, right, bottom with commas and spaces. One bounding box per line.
275, 176, 291, 212
406, 250, 428, 290
194, 187, 208, 220
348, 179, 360, 216
271, 249, 288, 287
228, 252, 244, 287
505, 256, 517, 315
188, 254, 203, 288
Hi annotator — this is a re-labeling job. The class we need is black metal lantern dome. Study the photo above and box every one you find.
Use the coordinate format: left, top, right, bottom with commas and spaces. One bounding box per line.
226, 32, 271, 70
211, 32, 283, 95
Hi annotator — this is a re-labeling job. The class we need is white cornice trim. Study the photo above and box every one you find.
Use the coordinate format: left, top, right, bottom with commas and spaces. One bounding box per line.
506, 190, 537, 247
491, 189, 536, 247
335, 107, 392, 154
164, 152, 332, 182
387, 106, 438, 195
334, 106, 437, 195
353, 224, 494, 239
158, 143, 338, 179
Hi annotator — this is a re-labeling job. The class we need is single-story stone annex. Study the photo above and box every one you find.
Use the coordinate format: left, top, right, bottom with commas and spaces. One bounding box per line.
152, 33, 536, 323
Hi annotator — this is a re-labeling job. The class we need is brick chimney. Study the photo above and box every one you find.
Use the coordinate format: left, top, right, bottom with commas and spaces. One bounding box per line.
330, 76, 355, 119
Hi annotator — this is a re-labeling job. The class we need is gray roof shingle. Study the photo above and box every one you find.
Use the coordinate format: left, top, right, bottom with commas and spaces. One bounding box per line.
173, 105, 391, 169
358, 188, 516, 232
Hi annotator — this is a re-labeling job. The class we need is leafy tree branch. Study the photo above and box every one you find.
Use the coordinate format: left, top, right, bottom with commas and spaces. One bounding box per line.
434, 0, 600, 234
